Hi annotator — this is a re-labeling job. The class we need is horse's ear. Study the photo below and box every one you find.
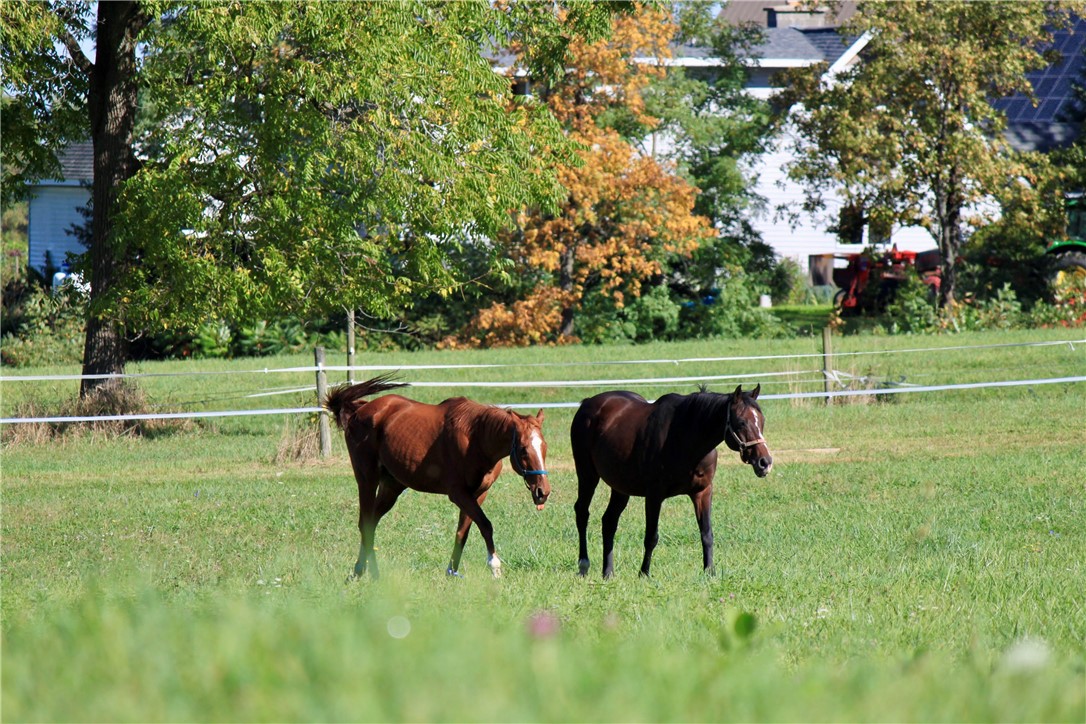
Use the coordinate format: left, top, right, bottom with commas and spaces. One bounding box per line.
733, 384, 743, 397
536, 408, 545, 422
751, 384, 760, 400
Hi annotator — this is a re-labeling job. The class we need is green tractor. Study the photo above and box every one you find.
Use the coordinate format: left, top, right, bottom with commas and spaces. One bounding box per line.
1047, 192, 1086, 296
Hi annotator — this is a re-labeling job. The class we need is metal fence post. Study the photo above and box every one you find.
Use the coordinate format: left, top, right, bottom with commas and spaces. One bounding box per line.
315, 346, 331, 457
822, 326, 834, 405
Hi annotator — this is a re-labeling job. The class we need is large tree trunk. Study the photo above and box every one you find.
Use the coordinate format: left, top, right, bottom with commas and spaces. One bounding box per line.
934, 169, 963, 309
80, 2, 147, 397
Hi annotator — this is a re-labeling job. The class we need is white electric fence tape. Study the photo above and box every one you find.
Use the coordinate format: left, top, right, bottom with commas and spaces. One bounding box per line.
2, 338, 1081, 424
2, 375, 1083, 424
1, 338, 1079, 383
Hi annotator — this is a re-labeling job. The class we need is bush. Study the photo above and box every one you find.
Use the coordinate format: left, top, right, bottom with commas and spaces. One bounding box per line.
677, 274, 792, 340
0, 283, 86, 367
1, 380, 193, 446
133, 317, 347, 360
880, 275, 939, 334
873, 280, 1056, 335
576, 285, 681, 344
943, 284, 1024, 332
1027, 273, 1086, 328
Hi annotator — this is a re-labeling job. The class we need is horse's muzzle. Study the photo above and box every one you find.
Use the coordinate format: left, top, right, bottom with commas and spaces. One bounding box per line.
529, 477, 550, 509
753, 454, 773, 477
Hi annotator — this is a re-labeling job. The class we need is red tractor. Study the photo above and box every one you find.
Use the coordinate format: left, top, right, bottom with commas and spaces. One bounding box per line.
824, 246, 942, 315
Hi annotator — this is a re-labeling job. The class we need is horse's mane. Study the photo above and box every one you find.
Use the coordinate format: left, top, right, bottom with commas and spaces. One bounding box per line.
445, 397, 514, 438
672, 390, 735, 429
644, 389, 760, 447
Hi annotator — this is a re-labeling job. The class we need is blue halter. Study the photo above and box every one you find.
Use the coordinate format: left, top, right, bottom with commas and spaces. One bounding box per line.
509, 429, 548, 478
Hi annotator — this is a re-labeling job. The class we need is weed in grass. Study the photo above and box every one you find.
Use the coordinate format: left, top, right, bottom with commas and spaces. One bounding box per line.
274, 414, 322, 464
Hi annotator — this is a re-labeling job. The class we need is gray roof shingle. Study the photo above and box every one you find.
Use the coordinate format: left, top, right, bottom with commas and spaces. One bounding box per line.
57, 141, 93, 182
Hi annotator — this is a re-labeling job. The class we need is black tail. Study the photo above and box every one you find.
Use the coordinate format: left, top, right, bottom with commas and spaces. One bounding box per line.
323, 373, 409, 429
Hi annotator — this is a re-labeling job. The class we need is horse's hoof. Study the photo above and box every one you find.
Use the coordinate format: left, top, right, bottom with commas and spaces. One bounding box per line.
446, 568, 463, 578
487, 555, 503, 579
578, 559, 590, 576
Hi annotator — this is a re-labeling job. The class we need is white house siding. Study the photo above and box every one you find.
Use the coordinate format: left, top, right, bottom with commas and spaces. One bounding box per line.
27, 184, 90, 275
747, 130, 936, 272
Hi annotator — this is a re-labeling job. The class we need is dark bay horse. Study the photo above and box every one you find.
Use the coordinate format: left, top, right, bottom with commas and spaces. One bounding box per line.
323, 375, 550, 579
570, 384, 772, 578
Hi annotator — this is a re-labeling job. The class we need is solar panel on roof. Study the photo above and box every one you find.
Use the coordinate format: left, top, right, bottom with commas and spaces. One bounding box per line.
994, 17, 1085, 150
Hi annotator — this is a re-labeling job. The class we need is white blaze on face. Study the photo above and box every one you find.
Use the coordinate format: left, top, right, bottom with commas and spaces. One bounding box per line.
528, 430, 545, 471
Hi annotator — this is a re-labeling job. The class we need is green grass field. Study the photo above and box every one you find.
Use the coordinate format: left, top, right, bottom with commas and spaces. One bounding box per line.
2, 329, 1084, 721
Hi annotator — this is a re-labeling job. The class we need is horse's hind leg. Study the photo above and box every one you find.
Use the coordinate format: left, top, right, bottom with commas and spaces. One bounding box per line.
365, 477, 406, 580
346, 443, 380, 581
573, 474, 599, 576
690, 487, 714, 574
600, 490, 630, 579
354, 484, 377, 580
571, 438, 600, 576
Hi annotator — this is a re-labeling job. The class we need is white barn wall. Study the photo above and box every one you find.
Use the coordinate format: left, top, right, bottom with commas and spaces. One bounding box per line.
748, 130, 936, 272
27, 184, 90, 275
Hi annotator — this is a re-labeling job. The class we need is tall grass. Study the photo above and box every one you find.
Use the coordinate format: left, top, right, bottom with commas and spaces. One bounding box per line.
2, 330, 1084, 721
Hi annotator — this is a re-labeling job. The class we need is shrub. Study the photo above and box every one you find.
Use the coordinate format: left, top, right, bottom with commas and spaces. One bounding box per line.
677, 276, 792, 340
1, 381, 193, 446
940, 284, 1024, 333
574, 285, 682, 344
1028, 273, 1086, 328
0, 283, 86, 367
880, 276, 939, 334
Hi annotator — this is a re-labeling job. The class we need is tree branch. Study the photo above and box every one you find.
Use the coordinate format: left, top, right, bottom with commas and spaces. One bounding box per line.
55, 24, 93, 78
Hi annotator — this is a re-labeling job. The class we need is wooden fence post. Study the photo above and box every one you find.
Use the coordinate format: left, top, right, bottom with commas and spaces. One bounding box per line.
822, 326, 834, 405
347, 310, 356, 384
315, 346, 331, 458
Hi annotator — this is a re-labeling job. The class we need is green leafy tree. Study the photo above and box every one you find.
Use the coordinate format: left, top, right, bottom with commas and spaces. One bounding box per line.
645, 4, 771, 229
779, 0, 1085, 307
643, 4, 782, 306
0, 1, 623, 394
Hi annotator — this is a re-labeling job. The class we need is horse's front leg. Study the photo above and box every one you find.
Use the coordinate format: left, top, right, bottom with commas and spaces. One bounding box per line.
448, 488, 501, 578
639, 496, 663, 577
691, 487, 714, 574
447, 489, 489, 576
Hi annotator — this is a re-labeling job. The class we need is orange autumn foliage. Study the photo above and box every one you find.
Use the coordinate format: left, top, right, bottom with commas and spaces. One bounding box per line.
441, 285, 571, 349
451, 6, 715, 347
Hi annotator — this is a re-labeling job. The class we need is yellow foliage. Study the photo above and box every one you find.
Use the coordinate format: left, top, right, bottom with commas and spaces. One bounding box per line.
440, 286, 575, 349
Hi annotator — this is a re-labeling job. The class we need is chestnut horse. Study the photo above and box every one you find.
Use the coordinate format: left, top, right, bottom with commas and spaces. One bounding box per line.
324, 375, 550, 579
570, 384, 772, 578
